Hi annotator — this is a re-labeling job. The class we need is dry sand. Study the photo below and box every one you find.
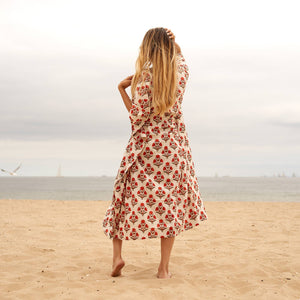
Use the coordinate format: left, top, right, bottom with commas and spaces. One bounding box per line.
0, 199, 299, 300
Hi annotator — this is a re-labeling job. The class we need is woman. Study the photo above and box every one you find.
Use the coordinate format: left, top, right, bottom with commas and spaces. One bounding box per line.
103, 27, 208, 279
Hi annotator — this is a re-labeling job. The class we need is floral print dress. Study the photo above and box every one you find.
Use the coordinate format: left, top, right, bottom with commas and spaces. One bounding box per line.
103, 52, 208, 240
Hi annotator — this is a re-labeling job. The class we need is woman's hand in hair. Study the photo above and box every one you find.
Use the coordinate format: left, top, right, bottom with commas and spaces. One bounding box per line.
118, 75, 134, 90
164, 28, 181, 53
164, 28, 175, 40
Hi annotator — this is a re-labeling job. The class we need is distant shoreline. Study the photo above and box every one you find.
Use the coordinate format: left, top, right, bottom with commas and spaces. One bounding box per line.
1, 176, 299, 202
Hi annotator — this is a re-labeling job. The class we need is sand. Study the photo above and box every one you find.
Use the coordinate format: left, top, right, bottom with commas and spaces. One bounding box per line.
0, 199, 299, 300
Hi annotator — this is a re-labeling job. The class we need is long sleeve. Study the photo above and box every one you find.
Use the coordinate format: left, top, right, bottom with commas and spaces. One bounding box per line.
129, 71, 153, 137
176, 53, 189, 81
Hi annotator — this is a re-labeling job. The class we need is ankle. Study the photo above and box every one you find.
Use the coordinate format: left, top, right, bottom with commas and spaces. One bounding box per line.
113, 256, 123, 263
158, 264, 168, 273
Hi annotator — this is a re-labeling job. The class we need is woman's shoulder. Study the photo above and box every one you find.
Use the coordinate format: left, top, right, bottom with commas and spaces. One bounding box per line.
139, 69, 152, 84
176, 52, 189, 80
176, 52, 187, 64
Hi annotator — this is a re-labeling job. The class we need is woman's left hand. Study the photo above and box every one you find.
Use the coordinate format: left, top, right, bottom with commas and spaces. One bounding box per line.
118, 75, 134, 90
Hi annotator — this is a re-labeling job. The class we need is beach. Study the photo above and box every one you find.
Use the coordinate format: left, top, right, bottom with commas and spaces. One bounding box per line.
0, 199, 299, 299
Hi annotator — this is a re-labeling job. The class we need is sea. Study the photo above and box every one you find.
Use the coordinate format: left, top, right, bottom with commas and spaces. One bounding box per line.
0, 176, 299, 202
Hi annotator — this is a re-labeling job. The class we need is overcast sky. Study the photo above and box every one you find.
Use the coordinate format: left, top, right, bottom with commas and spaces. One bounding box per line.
1, 0, 299, 176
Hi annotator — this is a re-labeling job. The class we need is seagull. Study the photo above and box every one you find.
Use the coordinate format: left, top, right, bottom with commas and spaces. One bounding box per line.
1, 163, 22, 176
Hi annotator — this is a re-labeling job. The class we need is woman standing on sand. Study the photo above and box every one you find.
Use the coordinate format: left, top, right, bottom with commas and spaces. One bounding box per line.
103, 27, 208, 279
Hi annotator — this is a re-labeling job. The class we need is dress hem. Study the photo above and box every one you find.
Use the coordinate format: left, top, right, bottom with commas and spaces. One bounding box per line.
102, 215, 208, 241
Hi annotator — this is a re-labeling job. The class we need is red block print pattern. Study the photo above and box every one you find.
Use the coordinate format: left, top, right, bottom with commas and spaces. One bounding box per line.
103, 53, 208, 240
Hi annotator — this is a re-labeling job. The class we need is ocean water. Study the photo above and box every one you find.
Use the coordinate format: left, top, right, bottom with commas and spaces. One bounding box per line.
0, 176, 299, 202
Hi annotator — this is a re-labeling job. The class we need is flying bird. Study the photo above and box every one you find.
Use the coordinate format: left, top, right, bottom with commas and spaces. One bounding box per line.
1, 163, 22, 176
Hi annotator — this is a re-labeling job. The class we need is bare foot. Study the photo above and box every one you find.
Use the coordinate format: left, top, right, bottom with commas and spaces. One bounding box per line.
111, 258, 125, 277
156, 271, 172, 279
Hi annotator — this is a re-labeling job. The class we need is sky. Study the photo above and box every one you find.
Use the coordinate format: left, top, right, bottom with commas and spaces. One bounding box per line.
0, 0, 300, 177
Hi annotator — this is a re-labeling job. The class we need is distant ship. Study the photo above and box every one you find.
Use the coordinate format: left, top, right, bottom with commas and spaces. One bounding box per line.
57, 164, 62, 177
277, 172, 286, 178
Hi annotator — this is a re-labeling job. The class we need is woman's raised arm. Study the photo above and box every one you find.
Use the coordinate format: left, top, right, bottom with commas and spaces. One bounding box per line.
118, 75, 134, 112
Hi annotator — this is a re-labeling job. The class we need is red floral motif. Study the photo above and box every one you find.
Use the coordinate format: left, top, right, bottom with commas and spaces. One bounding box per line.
172, 170, 180, 181
134, 137, 144, 150
161, 120, 169, 130
147, 211, 157, 223
162, 146, 172, 158
114, 198, 122, 209
131, 162, 139, 173
143, 147, 154, 159
174, 219, 181, 230
163, 162, 173, 175
130, 228, 139, 240
138, 98, 150, 109
137, 203, 148, 216
137, 155, 145, 167
164, 179, 174, 190
180, 160, 186, 170
169, 138, 178, 150
144, 163, 155, 175
161, 133, 170, 142
145, 179, 155, 190
177, 209, 184, 221
176, 196, 182, 206
138, 220, 149, 233
126, 142, 133, 153
124, 220, 130, 231
165, 210, 175, 223
146, 195, 156, 207
188, 208, 199, 220
120, 211, 126, 223
154, 171, 164, 183
179, 76, 186, 88
179, 122, 185, 132
157, 219, 167, 232
184, 220, 193, 230
125, 187, 131, 199
153, 155, 163, 167
129, 211, 138, 224
155, 187, 166, 199
187, 150, 192, 161
118, 230, 124, 239
179, 184, 187, 196
131, 195, 138, 207
148, 228, 158, 238
155, 203, 166, 215
137, 186, 147, 199
120, 156, 126, 168
153, 115, 162, 124
130, 178, 138, 189
166, 226, 176, 237
151, 126, 161, 135
127, 153, 135, 164
178, 147, 185, 157
164, 194, 174, 206
137, 170, 147, 182
171, 154, 179, 166
152, 139, 163, 151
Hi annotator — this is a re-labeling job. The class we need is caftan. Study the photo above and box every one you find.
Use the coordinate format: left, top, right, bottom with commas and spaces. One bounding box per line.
103, 52, 208, 240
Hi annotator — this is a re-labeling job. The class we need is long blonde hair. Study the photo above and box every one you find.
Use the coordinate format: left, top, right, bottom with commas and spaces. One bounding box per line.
131, 27, 178, 116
